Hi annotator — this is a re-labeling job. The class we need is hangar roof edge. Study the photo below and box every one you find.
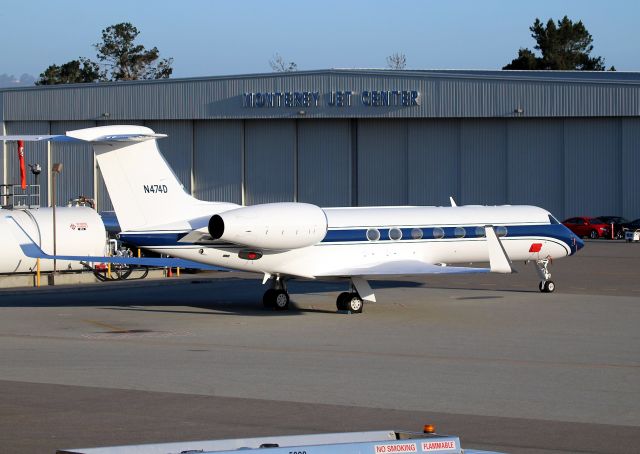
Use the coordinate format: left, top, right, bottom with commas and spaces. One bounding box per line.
2, 68, 640, 93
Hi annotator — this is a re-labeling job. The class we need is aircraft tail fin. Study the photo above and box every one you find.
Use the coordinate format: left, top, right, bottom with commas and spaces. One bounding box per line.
0, 125, 237, 231
91, 129, 200, 231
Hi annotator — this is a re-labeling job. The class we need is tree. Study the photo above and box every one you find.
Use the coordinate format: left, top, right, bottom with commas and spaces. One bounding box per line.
503, 16, 608, 70
36, 22, 173, 85
386, 52, 407, 70
95, 22, 173, 80
269, 53, 297, 72
36, 58, 102, 85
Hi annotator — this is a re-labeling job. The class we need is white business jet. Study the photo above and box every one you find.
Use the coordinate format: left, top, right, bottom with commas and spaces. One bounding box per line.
2, 126, 583, 312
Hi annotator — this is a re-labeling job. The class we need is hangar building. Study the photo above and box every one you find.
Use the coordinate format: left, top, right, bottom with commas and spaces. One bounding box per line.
1, 69, 639, 220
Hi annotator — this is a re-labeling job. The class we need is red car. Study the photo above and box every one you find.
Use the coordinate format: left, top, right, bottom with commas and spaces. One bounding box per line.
562, 217, 611, 239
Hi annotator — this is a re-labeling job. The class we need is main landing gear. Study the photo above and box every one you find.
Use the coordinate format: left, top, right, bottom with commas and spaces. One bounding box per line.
263, 277, 290, 310
535, 258, 555, 293
336, 291, 364, 313
262, 276, 373, 313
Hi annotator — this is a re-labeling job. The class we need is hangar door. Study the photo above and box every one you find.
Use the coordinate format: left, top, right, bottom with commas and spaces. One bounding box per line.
51, 121, 96, 208
244, 120, 295, 205
297, 119, 351, 207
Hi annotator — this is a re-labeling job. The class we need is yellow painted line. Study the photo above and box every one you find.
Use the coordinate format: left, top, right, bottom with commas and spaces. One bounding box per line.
82, 319, 128, 333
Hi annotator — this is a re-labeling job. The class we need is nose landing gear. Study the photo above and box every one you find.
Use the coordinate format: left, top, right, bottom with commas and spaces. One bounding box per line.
535, 258, 555, 293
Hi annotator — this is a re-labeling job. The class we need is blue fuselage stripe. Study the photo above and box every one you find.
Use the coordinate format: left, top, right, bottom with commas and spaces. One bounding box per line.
119, 224, 579, 254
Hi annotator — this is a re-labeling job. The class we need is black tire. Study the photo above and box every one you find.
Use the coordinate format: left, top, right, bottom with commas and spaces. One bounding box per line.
262, 289, 277, 308
346, 293, 364, 313
543, 280, 556, 293
273, 290, 290, 310
336, 292, 351, 311
589, 230, 598, 239
113, 265, 133, 280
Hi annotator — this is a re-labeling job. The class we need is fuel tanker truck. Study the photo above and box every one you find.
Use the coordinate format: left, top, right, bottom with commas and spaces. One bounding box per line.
0, 206, 106, 273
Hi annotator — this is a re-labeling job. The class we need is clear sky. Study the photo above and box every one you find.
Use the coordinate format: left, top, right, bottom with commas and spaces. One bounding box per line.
0, 0, 638, 80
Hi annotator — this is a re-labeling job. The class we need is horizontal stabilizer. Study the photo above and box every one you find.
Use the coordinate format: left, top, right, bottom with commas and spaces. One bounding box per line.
0, 126, 166, 144
485, 226, 514, 273
7, 216, 225, 271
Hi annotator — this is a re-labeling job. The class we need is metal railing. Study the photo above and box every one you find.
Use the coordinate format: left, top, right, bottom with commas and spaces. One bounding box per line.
0, 184, 41, 209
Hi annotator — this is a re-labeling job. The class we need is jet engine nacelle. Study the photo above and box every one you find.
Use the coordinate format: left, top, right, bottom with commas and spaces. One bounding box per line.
208, 203, 327, 250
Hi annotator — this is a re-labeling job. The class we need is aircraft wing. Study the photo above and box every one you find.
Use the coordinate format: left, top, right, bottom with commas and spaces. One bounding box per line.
318, 226, 513, 278
7, 216, 225, 271
316, 260, 492, 278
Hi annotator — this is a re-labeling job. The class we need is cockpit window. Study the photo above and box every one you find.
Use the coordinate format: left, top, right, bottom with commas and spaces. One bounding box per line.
548, 214, 560, 224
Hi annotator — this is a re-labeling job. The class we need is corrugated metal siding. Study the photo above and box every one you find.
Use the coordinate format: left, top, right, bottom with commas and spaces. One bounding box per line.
95, 167, 112, 212
50, 121, 96, 206
5, 121, 50, 205
506, 119, 564, 217
244, 120, 295, 204
297, 119, 351, 207
621, 119, 640, 219
564, 118, 622, 217
460, 119, 507, 205
3, 70, 640, 121
357, 119, 408, 206
144, 121, 193, 194
407, 119, 460, 206
2, 77, 639, 219
193, 120, 242, 203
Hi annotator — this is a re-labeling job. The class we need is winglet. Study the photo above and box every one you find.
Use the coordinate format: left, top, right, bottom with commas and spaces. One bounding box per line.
449, 196, 458, 207
485, 226, 514, 273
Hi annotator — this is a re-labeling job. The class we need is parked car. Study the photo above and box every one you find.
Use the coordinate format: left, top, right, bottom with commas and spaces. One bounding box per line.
562, 217, 611, 239
597, 216, 630, 239
622, 218, 640, 231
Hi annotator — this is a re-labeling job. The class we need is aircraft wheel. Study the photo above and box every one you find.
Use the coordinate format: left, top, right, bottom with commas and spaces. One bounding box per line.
273, 290, 290, 310
263, 289, 277, 308
346, 293, 364, 313
543, 280, 555, 293
336, 292, 351, 311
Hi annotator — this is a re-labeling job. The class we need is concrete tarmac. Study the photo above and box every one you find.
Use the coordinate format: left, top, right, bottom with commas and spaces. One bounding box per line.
0, 241, 639, 453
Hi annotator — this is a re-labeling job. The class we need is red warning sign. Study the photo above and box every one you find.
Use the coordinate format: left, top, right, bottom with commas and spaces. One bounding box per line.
374, 442, 417, 453
421, 440, 457, 451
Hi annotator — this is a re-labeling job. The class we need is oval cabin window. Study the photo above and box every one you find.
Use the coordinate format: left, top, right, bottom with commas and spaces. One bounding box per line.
366, 228, 381, 241
389, 228, 402, 241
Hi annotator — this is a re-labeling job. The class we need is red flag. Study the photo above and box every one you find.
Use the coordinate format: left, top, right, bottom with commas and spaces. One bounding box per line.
17, 140, 26, 190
